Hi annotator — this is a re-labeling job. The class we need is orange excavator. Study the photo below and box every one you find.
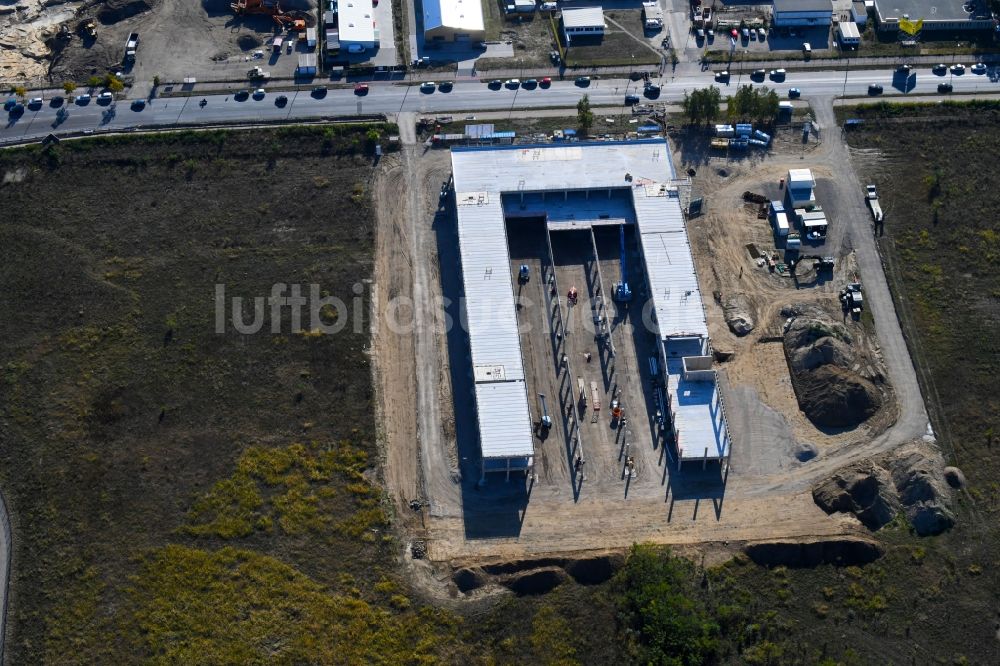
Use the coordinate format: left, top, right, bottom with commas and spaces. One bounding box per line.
230, 0, 314, 29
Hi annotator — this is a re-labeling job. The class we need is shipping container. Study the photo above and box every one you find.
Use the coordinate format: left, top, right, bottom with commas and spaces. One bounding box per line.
735, 123, 753, 136
714, 124, 735, 137
773, 211, 790, 236
753, 129, 771, 143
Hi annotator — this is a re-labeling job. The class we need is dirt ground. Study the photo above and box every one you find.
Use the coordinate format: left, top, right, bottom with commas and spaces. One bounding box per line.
677, 128, 897, 455
4, 0, 316, 85
372, 124, 907, 572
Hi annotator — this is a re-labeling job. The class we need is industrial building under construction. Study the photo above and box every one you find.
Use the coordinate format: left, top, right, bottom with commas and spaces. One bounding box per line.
451, 140, 732, 485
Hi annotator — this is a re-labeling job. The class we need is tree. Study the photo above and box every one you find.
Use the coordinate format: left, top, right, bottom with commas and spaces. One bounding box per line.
613, 545, 720, 665
153, 75, 161, 87
577, 94, 594, 134
682, 91, 700, 125
86, 75, 102, 88
63, 81, 77, 95
683, 86, 722, 126
13, 85, 27, 98
107, 77, 125, 93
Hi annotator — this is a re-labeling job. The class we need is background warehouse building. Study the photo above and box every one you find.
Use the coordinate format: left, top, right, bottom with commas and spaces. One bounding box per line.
771, 0, 833, 27
872, 0, 994, 32
451, 141, 731, 481
423, 0, 486, 41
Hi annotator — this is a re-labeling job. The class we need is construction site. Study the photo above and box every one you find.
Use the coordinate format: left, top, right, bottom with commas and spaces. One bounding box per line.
370, 109, 950, 586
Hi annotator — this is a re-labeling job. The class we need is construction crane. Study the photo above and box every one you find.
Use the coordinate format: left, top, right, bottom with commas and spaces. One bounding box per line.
613, 225, 632, 302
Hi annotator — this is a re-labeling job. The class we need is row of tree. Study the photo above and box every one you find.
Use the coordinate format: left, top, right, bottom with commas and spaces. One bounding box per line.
682, 85, 781, 125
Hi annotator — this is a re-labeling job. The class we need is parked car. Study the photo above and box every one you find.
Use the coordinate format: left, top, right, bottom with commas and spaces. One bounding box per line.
896, 64, 911, 73
868, 83, 883, 95
312, 86, 328, 97
714, 70, 729, 81
951, 63, 965, 74
523, 79, 537, 88
741, 27, 749, 39
354, 83, 369, 95
757, 27, 766, 40
420, 81, 436, 92
253, 88, 266, 98
769, 68, 786, 80
234, 90, 249, 100
707, 29, 714, 41
76, 93, 92, 104
751, 69, 766, 80
624, 94, 640, 104
971, 62, 986, 74
97, 91, 114, 104
932, 63, 947, 74
938, 82, 953, 93
802, 42, 812, 55
504, 78, 520, 88
539, 76, 552, 87
275, 95, 288, 106
788, 88, 800, 98
438, 80, 454, 91
748, 27, 756, 40
50, 96, 64, 107
27, 97, 43, 109
488, 79, 502, 89
575, 76, 591, 86
130, 99, 146, 110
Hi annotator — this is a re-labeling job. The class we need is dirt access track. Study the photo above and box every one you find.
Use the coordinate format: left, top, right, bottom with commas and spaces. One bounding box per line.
372, 108, 933, 570
3, 0, 315, 85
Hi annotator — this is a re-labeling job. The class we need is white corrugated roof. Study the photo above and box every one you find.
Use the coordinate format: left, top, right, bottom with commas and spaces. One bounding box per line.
456, 197, 525, 380
424, 0, 484, 33
338, 0, 376, 43
638, 228, 708, 339
475, 382, 535, 458
562, 6, 606, 28
452, 141, 673, 193
787, 168, 814, 184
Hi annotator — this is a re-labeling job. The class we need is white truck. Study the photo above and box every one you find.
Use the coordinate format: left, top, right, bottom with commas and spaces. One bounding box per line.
866, 184, 883, 222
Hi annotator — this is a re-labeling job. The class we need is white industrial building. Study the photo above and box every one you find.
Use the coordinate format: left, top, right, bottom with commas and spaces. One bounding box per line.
771, 0, 833, 27
562, 6, 606, 44
642, 1, 663, 29
837, 21, 861, 47
423, 0, 486, 42
787, 169, 816, 207
451, 141, 731, 481
872, 0, 994, 32
338, 0, 379, 50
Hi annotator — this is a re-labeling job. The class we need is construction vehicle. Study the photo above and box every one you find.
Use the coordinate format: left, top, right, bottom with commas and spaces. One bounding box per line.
230, 0, 312, 27
518, 264, 530, 284
866, 184, 883, 222
614, 226, 632, 302
840, 282, 864, 316
78, 20, 97, 40
124, 32, 139, 63
247, 66, 271, 80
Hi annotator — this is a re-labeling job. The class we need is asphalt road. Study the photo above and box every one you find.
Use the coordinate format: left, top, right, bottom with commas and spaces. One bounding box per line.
3, 65, 998, 144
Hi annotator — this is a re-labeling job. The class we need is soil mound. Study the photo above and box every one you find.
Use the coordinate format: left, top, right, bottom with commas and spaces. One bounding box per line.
781, 305, 882, 428
723, 293, 754, 336
813, 461, 900, 530
796, 366, 882, 428
97, 0, 151, 25
237, 34, 263, 51
813, 441, 955, 536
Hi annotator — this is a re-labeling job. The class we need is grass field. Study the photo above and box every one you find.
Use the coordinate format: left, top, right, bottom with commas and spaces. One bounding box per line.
0, 126, 481, 663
